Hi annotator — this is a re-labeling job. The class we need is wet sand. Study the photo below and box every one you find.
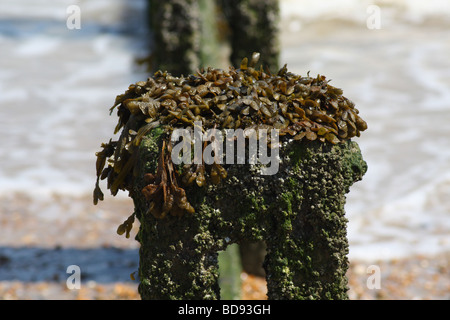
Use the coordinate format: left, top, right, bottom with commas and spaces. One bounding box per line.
0, 193, 448, 300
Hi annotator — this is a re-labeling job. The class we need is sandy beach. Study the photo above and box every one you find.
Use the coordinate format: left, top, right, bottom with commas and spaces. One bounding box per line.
1, 253, 449, 300
0, 194, 448, 300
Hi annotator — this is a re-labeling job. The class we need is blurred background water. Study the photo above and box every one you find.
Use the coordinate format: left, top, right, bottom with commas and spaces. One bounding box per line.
278, 0, 450, 261
0, 0, 449, 269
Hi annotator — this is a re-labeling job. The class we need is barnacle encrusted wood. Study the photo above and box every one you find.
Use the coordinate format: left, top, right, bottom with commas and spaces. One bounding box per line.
93, 53, 367, 224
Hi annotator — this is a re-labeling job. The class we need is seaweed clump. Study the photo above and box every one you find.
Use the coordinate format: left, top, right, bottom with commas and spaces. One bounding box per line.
93, 53, 367, 227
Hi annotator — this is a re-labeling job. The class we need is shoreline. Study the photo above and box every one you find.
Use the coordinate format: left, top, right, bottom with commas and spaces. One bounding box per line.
0, 252, 448, 300
0, 192, 448, 300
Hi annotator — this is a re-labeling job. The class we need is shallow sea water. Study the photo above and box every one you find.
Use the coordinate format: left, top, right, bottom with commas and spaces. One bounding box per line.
279, 2, 450, 260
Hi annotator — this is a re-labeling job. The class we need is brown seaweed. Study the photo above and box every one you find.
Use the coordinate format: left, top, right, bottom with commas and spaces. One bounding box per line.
94, 53, 367, 225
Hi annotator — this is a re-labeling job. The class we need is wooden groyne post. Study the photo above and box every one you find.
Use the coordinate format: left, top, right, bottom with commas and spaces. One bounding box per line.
94, 55, 367, 299
133, 136, 366, 299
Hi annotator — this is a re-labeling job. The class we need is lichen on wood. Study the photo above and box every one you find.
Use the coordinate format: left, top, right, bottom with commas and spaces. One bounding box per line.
132, 133, 366, 299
